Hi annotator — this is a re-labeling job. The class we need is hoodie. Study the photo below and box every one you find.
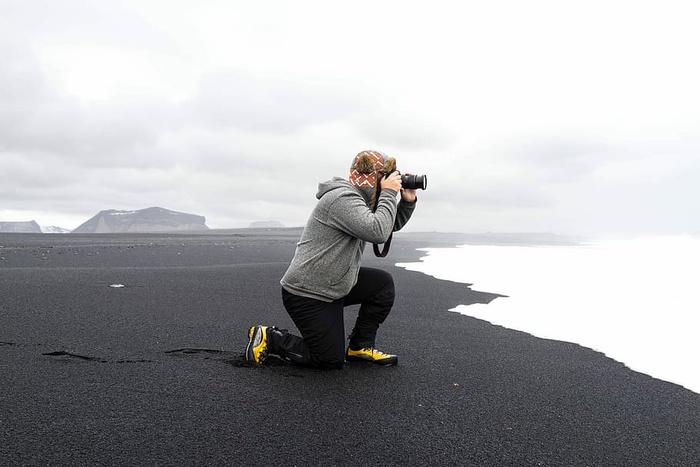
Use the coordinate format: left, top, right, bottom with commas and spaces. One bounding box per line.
280, 177, 416, 302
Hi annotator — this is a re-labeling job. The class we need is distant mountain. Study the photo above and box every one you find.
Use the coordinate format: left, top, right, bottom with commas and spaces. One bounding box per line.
249, 220, 286, 229
0, 220, 42, 233
72, 207, 209, 233
41, 226, 71, 234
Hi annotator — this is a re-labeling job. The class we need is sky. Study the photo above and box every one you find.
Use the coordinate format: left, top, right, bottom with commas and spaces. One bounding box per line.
1, 0, 699, 236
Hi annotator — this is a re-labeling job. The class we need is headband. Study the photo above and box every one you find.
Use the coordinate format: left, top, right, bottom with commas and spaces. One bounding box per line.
349, 150, 388, 188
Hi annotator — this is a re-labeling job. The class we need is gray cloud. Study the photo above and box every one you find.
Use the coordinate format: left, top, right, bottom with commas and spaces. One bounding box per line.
0, 41, 358, 227
354, 112, 457, 151
496, 135, 612, 181
185, 70, 364, 133
0, 46, 163, 164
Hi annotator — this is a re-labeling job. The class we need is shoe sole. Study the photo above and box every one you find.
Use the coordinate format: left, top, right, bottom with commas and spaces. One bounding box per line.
346, 355, 398, 366
245, 326, 262, 362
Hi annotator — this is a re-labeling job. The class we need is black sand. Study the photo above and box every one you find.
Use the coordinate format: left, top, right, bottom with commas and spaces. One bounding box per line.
1, 230, 699, 466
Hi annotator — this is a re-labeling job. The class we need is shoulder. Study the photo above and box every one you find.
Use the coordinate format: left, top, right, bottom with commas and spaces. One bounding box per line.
320, 179, 363, 203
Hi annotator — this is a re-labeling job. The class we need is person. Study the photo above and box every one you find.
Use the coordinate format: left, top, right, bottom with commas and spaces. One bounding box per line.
245, 150, 417, 369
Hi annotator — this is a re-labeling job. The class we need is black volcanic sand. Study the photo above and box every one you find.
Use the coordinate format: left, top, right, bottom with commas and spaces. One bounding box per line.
1, 230, 699, 466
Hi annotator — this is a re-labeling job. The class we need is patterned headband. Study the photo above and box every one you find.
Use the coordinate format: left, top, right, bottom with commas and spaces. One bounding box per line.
349, 150, 387, 189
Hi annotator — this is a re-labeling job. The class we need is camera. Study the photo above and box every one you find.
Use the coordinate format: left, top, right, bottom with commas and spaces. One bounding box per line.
385, 171, 427, 190
401, 173, 428, 190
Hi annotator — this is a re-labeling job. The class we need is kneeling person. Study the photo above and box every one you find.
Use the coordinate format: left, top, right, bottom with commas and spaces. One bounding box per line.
245, 150, 417, 368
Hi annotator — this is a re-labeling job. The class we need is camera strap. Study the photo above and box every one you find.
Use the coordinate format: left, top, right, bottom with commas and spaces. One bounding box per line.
371, 172, 395, 258
373, 232, 393, 258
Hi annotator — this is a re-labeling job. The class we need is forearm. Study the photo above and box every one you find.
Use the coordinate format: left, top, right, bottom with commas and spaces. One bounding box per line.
393, 197, 417, 232
330, 190, 399, 243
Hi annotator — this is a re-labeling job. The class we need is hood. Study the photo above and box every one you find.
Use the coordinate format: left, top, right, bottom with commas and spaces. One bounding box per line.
316, 177, 372, 203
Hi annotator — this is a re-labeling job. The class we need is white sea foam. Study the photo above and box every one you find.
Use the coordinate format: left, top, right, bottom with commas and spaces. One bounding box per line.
396, 236, 700, 394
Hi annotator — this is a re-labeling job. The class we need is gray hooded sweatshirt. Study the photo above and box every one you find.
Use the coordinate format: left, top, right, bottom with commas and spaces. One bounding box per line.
280, 177, 416, 302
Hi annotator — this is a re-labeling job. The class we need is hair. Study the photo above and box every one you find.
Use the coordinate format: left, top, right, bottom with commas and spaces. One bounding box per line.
354, 152, 379, 174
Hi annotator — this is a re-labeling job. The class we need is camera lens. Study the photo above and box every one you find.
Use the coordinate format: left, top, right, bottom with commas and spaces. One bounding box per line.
401, 174, 427, 190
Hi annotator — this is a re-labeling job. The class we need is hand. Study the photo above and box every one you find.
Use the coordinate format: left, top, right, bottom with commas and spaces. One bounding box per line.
380, 171, 402, 193
401, 188, 417, 202
400, 173, 417, 202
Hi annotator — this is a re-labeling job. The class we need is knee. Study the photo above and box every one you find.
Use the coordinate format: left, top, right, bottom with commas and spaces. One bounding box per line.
376, 272, 395, 304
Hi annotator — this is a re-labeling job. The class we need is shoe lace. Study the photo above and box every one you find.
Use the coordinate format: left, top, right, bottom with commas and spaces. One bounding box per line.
365, 347, 391, 358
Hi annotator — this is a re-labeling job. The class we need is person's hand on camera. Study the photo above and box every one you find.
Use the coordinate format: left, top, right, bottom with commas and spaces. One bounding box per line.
399, 173, 417, 202
380, 171, 402, 193
401, 188, 417, 202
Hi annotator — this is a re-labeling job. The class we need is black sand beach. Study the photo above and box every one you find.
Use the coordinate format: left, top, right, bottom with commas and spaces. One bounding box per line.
1, 230, 699, 466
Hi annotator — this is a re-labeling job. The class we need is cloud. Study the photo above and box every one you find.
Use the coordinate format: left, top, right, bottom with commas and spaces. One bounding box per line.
1, 0, 175, 51
353, 111, 457, 151
185, 70, 364, 133
0, 45, 166, 163
0, 41, 367, 228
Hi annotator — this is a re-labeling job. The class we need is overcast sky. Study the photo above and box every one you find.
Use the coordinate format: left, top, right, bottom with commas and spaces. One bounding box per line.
2, 0, 698, 237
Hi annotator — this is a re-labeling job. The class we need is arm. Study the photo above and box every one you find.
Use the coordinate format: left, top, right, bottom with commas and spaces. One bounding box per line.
393, 182, 417, 231
394, 195, 417, 232
327, 188, 399, 244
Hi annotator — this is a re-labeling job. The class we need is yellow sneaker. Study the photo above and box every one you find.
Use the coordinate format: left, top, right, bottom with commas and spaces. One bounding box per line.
245, 325, 269, 364
346, 347, 398, 366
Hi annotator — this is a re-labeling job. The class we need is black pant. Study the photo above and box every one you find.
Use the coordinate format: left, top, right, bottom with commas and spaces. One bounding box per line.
273, 267, 395, 369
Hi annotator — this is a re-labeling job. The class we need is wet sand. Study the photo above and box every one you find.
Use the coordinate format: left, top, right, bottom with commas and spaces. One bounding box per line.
1, 230, 699, 466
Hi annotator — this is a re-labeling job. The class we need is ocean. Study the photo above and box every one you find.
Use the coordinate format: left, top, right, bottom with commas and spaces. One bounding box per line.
397, 236, 700, 394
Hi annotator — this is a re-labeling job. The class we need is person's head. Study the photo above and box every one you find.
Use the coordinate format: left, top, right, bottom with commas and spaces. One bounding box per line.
349, 150, 397, 203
